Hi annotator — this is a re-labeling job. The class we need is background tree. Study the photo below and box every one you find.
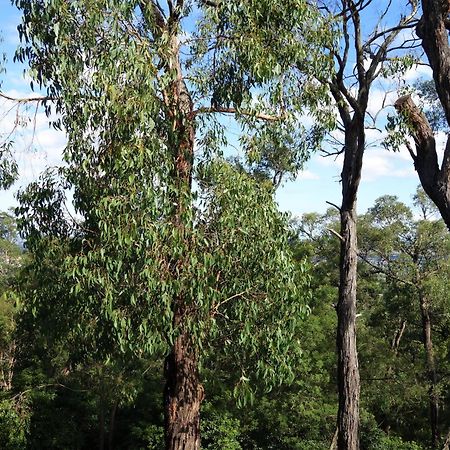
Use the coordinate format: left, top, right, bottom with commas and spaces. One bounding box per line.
306, 2, 419, 447
0, 211, 28, 450
359, 192, 450, 448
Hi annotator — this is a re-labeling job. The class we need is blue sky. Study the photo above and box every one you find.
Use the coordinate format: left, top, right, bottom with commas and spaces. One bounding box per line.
0, 2, 435, 217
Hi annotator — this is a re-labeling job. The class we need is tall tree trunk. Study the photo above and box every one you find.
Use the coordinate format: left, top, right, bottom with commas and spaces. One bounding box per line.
336, 123, 363, 450
162, 29, 201, 449
419, 291, 439, 448
164, 330, 203, 450
337, 207, 360, 450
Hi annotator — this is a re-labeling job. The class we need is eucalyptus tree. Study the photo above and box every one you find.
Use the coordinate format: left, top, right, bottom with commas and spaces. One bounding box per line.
13, 0, 334, 448
306, 2, 420, 448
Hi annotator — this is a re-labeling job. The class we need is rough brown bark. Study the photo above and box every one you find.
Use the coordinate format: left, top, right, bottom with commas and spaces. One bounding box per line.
320, 1, 415, 447
394, 95, 450, 230
416, 0, 450, 127
336, 209, 360, 450
419, 290, 439, 448
336, 122, 363, 450
162, 25, 203, 449
164, 331, 203, 450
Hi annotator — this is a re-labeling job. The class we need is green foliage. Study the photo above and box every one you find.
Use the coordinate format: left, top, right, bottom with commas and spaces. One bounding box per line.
383, 111, 412, 153
201, 402, 241, 450
360, 411, 424, 450
379, 54, 417, 79
193, 0, 336, 181
357, 192, 450, 446
0, 142, 18, 190
14, 0, 314, 399
0, 398, 29, 450
8, 2, 448, 449
130, 423, 164, 450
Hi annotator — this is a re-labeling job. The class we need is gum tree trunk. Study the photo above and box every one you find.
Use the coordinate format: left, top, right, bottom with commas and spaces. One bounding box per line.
162, 24, 203, 449
137, 1, 202, 444
164, 331, 203, 450
336, 123, 363, 450
326, 2, 416, 447
337, 207, 360, 450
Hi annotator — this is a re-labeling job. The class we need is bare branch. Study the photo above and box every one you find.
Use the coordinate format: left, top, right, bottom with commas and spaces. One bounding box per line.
193, 106, 285, 122
326, 201, 342, 212
0, 92, 52, 104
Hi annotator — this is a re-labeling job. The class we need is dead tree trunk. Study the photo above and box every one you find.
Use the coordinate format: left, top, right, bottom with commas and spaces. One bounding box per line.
394, 95, 450, 230
394, 0, 450, 229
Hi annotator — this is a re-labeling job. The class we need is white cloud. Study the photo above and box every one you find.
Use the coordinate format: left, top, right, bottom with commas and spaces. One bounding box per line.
362, 147, 415, 182
402, 64, 433, 83
297, 169, 319, 181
